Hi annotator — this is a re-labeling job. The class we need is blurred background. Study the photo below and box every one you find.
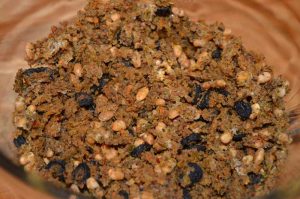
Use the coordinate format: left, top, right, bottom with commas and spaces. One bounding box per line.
0, 0, 300, 198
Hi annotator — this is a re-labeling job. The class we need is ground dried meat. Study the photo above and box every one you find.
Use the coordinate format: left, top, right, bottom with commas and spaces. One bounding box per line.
13, 0, 291, 198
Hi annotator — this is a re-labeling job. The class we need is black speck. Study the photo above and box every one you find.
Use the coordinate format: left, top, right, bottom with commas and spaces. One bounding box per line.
155, 40, 161, 50
248, 172, 263, 185
181, 133, 202, 150
13, 135, 26, 148
76, 93, 95, 110
188, 162, 203, 185
212, 48, 222, 61
234, 101, 252, 120
86, 146, 94, 154
183, 188, 192, 199
115, 27, 122, 42
232, 133, 246, 142
45, 160, 65, 181
138, 109, 148, 118
155, 6, 172, 17
130, 143, 152, 158
72, 162, 91, 183
119, 190, 129, 199
91, 73, 112, 94
246, 96, 253, 102
122, 58, 134, 68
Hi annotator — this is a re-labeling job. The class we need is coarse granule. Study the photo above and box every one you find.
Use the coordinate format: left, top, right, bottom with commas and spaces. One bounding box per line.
13, 0, 291, 198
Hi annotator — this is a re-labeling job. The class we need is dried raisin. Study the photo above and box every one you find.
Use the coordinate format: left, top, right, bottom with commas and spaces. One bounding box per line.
212, 48, 222, 61
234, 101, 252, 120
72, 163, 91, 183
188, 162, 203, 185
23, 67, 50, 76
232, 133, 246, 142
76, 93, 95, 110
248, 172, 263, 185
181, 133, 202, 149
155, 6, 171, 17
13, 135, 26, 148
130, 143, 152, 157
45, 160, 65, 181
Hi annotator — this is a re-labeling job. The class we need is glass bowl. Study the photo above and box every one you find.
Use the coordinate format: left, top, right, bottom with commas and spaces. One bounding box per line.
0, 0, 299, 198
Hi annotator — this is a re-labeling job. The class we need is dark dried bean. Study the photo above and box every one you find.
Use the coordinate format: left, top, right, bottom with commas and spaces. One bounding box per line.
234, 101, 252, 120
181, 133, 202, 149
155, 6, 171, 17
119, 190, 129, 199
248, 172, 263, 185
130, 143, 152, 157
13, 135, 26, 148
183, 188, 192, 199
188, 162, 203, 185
232, 133, 246, 142
76, 93, 95, 110
45, 160, 65, 181
72, 162, 91, 183
212, 48, 222, 61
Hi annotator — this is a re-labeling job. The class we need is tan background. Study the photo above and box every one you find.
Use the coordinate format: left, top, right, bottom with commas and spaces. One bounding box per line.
0, 0, 299, 198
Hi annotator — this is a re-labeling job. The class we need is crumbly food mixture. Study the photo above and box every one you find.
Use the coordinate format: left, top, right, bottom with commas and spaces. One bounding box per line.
13, 0, 291, 198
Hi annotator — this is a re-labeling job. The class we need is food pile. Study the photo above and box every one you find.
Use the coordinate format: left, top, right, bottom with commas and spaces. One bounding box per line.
13, 0, 291, 198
